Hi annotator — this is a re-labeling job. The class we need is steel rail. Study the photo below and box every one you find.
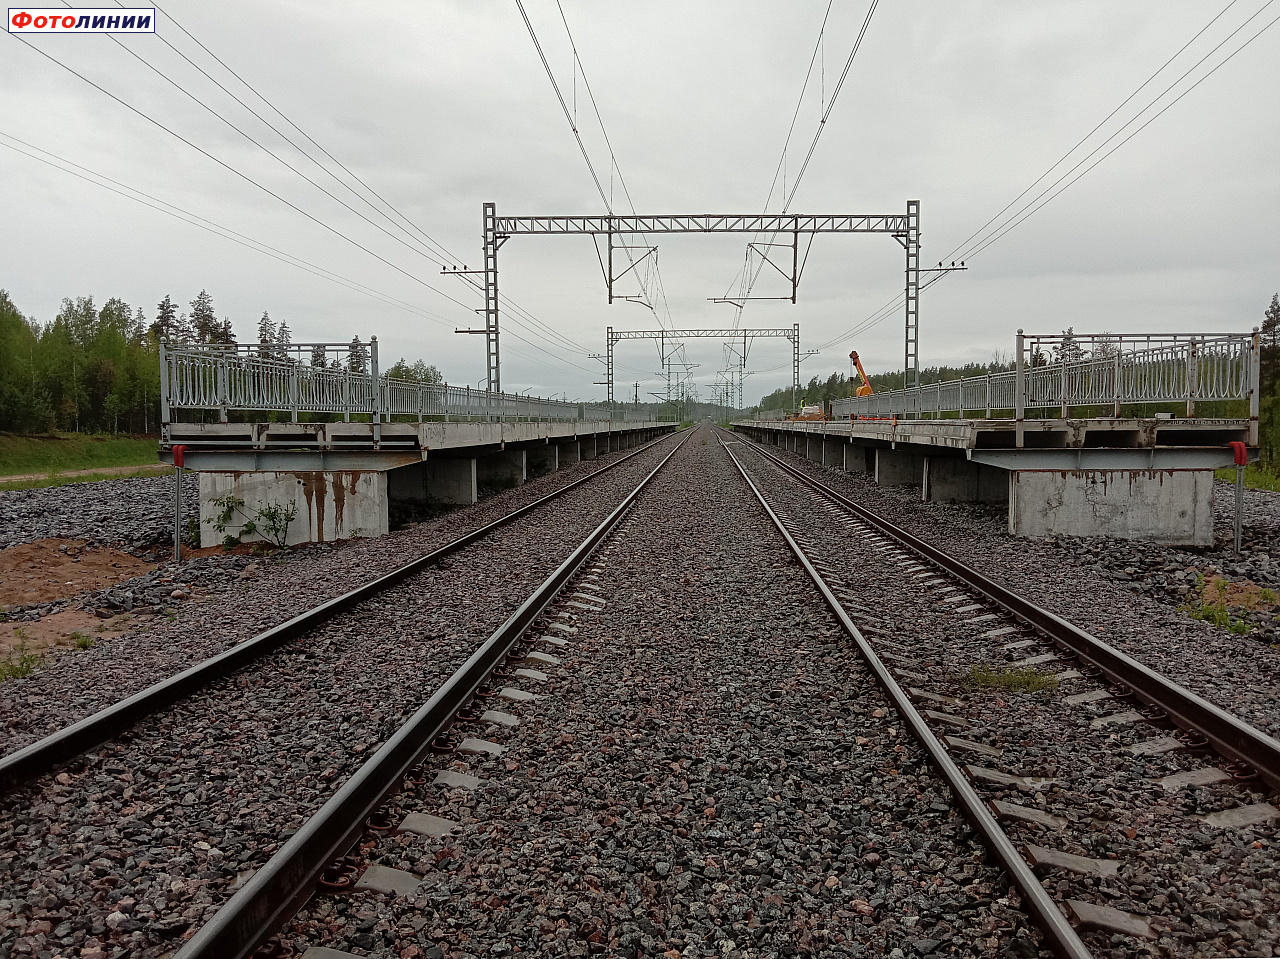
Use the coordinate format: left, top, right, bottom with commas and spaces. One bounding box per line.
0, 428, 684, 796
175, 430, 693, 959
718, 434, 1093, 959
743, 436, 1280, 794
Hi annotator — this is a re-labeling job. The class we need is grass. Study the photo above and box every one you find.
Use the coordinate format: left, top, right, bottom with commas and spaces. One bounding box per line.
0, 432, 161, 478
1179, 574, 1258, 635
1215, 463, 1280, 492
70, 631, 95, 650
965, 665, 1059, 694
0, 642, 41, 681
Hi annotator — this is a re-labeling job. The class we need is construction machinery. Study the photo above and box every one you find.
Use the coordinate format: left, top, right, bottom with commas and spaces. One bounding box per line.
849, 351, 874, 397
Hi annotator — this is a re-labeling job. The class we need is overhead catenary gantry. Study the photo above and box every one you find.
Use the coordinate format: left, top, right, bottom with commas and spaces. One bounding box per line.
456, 202, 922, 394
607, 326, 801, 408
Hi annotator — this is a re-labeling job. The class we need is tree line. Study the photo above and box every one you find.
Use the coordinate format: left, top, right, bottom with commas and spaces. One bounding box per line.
0, 287, 441, 436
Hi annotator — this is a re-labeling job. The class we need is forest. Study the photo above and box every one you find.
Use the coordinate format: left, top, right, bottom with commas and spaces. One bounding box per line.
0, 288, 439, 436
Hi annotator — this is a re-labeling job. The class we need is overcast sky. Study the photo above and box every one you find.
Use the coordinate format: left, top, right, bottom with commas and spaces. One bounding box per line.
2, 1, 1277, 404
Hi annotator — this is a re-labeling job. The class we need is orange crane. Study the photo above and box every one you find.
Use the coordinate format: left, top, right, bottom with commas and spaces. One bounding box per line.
849, 350, 874, 397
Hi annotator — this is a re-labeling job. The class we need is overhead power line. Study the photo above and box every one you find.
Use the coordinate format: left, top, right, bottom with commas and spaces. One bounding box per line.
727, 1, 879, 330
0, 130, 461, 328
73, 0, 603, 365
515, 0, 673, 329
7, 33, 483, 314
797, 0, 1279, 366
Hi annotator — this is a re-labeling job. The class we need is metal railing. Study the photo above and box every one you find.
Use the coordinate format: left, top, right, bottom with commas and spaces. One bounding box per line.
831, 331, 1259, 427
159, 339, 625, 424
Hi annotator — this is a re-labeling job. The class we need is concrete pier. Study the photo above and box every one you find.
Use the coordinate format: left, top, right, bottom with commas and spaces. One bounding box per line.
733, 417, 1249, 546
923, 457, 1008, 504
558, 441, 581, 467
1009, 469, 1214, 545
425, 458, 477, 505
198, 470, 388, 547
875, 449, 923, 488
527, 443, 558, 478
477, 448, 526, 491
580, 436, 598, 461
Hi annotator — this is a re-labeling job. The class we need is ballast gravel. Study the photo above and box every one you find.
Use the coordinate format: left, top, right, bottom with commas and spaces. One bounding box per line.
733, 440, 1280, 958
284, 428, 1044, 959
762, 440, 1280, 740
0, 471, 198, 557
0, 434, 682, 959
0, 435, 677, 757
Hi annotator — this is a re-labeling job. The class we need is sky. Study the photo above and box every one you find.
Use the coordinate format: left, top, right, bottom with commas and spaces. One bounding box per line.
2, 0, 1277, 406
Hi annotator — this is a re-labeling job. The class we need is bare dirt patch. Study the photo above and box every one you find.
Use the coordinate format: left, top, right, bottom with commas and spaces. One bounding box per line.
0, 538, 154, 607
1201, 573, 1279, 612
3, 608, 130, 659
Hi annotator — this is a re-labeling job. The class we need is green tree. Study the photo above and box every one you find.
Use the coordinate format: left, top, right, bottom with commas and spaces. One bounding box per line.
152, 294, 178, 342
190, 289, 218, 342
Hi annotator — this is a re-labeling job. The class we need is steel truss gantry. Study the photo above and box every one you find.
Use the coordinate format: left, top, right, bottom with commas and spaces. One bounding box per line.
607, 325, 801, 408
462, 202, 922, 394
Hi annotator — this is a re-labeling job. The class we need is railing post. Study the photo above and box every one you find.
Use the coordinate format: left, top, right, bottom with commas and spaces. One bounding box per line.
1060, 352, 1068, 420
1186, 337, 1198, 418
370, 337, 381, 435
1250, 327, 1261, 445
985, 372, 991, 419
218, 353, 229, 423
290, 364, 298, 423
1114, 348, 1122, 418
344, 360, 351, 423
1015, 329, 1025, 448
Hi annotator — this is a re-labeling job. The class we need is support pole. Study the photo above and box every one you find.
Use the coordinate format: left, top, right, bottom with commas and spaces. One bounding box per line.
1236, 465, 1245, 556
174, 467, 182, 563
792, 322, 800, 412
1250, 326, 1261, 446
172, 445, 187, 563
904, 199, 921, 390
606, 327, 615, 406
1015, 329, 1026, 450
483, 202, 501, 393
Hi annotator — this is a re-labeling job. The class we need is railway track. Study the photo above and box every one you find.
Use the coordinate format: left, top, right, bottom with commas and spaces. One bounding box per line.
723, 429, 1280, 956
219, 427, 1046, 959
0, 429, 686, 958
169, 430, 693, 958
4, 425, 1277, 958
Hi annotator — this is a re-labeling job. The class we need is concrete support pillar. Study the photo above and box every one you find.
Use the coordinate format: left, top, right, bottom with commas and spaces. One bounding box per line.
805, 434, 823, 464
198, 469, 388, 547
922, 457, 1008, 504
580, 436, 598, 461
1008, 469, 1214, 546
477, 448, 526, 491
823, 438, 845, 468
528, 443, 557, 478
844, 444, 873, 473
425, 457, 477, 504
559, 440, 581, 466
875, 448, 924, 488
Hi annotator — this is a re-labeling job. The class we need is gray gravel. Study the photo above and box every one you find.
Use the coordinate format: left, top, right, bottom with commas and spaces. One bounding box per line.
733, 438, 1280, 958
284, 428, 1042, 959
0, 472, 198, 557
0, 435, 683, 959
0, 437, 676, 757
761, 443, 1280, 741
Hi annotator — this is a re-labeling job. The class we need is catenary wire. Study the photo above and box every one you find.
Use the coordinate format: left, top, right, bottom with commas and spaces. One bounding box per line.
6, 33, 483, 315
